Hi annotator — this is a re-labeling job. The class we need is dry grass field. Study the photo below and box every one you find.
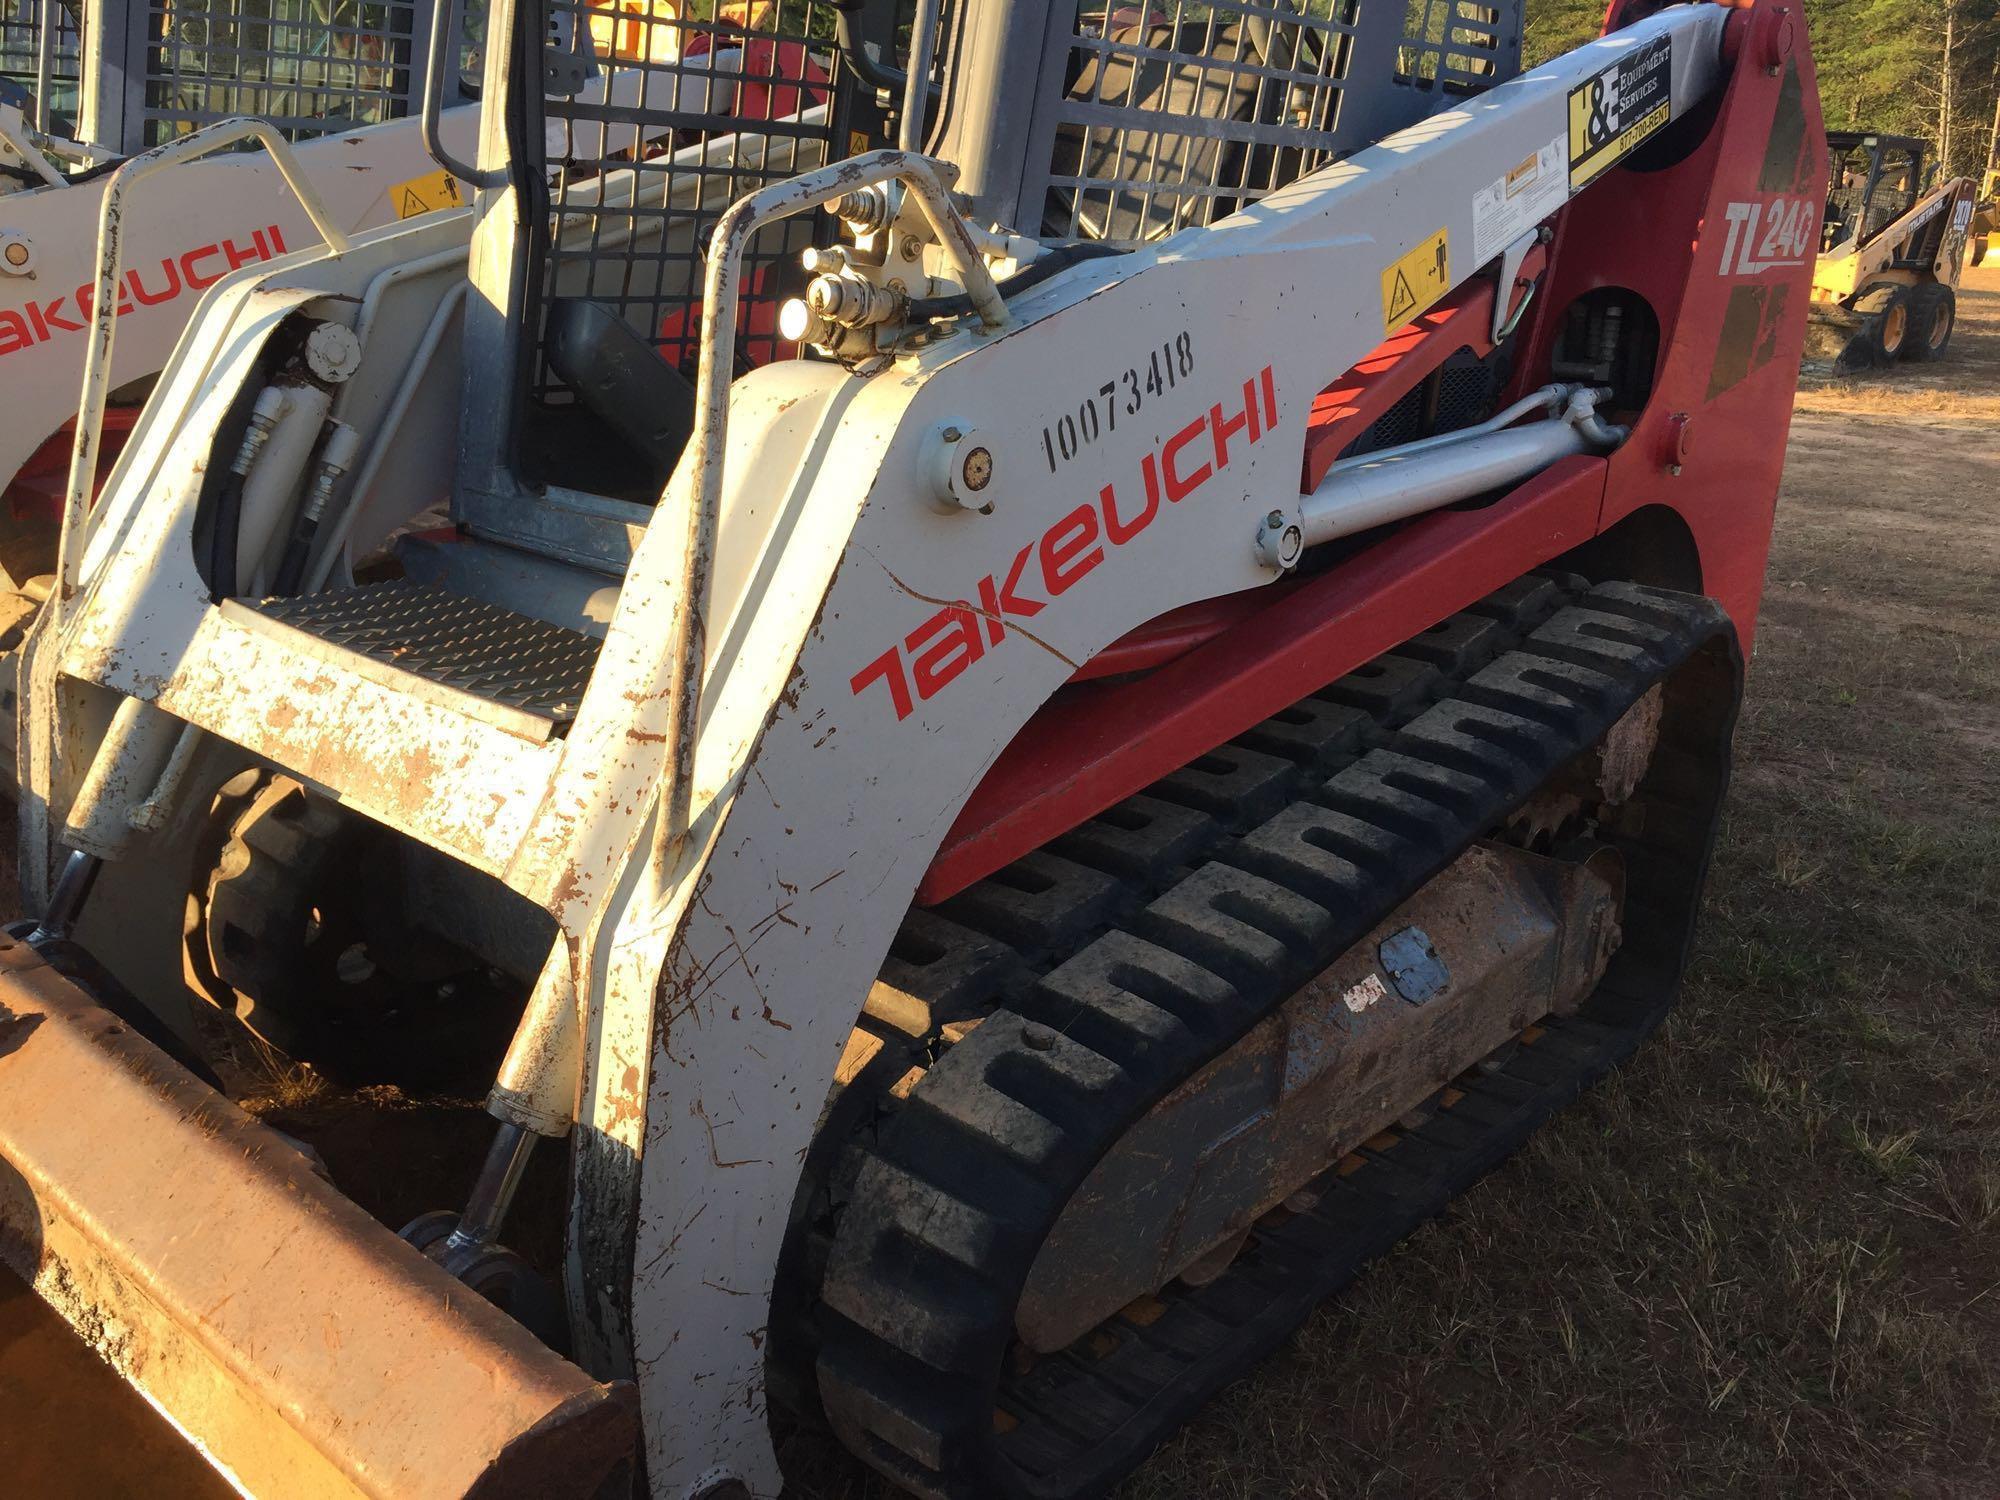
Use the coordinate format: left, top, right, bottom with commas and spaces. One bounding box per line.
3, 272, 1997, 1499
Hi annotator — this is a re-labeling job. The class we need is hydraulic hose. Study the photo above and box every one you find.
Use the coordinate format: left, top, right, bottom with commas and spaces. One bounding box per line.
209, 385, 289, 600
907, 240, 1128, 322
208, 470, 246, 602
273, 422, 361, 596
831, 0, 942, 102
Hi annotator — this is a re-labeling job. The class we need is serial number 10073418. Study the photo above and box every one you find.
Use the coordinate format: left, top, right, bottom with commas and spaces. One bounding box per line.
1041, 331, 1196, 473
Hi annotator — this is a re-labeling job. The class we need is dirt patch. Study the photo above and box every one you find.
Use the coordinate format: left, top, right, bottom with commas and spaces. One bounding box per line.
1900, 688, 2000, 757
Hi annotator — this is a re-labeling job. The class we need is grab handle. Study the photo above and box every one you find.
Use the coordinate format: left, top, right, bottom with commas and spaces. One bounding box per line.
55, 118, 349, 619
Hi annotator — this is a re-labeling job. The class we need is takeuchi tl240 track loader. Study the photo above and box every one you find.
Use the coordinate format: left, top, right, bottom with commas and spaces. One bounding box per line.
0, 0, 1824, 1495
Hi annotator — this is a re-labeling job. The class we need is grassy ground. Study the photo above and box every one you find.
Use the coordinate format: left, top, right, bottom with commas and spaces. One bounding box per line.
5, 289, 1998, 1500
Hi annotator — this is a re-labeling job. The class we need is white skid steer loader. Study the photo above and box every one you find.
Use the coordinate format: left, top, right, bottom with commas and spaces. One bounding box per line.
0, 0, 794, 593
0, 0, 492, 589
0, 0, 1825, 1496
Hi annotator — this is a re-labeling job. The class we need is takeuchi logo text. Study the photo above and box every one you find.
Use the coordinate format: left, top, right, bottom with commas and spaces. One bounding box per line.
851, 363, 1279, 720
0, 224, 289, 358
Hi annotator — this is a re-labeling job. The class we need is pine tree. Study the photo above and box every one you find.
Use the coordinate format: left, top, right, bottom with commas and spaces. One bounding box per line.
1521, 0, 2000, 177
1523, 0, 1606, 65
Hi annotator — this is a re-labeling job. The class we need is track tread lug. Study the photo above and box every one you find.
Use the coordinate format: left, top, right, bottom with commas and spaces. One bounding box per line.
1224, 802, 1393, 909
1393, 611, 1514, 674
1467, 573, 1567, 627
939, 851, 1124, 957
1149, 743, 1299, 825
1132, 863, 1335, 997
1527, 606, 1675, 677
878, 910, 1030, 1032
1234, 694, 1375, 772
1367, 747, 1509, 817
1051, 794, 1220, 886
1321, 653, 1441, 720
1393, 700, 1548, 784
1315, 760, 1467, 850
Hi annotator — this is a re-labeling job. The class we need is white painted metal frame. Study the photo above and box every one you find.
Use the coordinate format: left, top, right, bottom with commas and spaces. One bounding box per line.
583, 12, 1731, 1491
22, 10, 1734, 1496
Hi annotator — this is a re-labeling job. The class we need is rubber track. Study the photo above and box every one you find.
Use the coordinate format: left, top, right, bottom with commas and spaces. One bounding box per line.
805, 580, 1741, 1499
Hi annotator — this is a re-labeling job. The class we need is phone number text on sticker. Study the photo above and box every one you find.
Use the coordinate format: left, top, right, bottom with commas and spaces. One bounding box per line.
1567, 34, 1673, 190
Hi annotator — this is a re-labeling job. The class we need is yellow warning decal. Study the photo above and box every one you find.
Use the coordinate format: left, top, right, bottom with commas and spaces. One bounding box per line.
849, 129, 872, 160
391, 167, 464, 220
1381, 227, 1450, 335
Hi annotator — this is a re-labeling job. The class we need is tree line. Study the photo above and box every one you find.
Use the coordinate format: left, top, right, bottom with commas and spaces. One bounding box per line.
1526, 0, 2000, 180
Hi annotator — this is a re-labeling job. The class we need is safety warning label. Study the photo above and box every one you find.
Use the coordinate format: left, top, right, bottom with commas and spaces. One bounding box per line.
1472, 134, 1567, 264
1567, 34, 1672, 189
1380, 226, 1450, 336
391, 167, 464, 219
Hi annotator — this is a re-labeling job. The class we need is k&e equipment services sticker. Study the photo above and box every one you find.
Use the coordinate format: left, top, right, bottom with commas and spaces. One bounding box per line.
1567, 35, 1673, 189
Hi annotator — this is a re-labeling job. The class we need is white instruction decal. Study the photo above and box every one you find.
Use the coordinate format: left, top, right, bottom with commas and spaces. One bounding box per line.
1473, 134, 1567, 265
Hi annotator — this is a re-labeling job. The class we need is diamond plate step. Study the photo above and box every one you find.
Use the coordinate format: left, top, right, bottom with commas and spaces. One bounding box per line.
226, 581, 601, 743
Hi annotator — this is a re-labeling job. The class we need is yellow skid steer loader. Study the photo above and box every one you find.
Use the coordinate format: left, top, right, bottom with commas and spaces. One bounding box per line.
1810, 129, 1978, 370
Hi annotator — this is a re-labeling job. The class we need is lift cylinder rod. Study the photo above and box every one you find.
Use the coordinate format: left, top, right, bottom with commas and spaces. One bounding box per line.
1300, 387, 1624, 551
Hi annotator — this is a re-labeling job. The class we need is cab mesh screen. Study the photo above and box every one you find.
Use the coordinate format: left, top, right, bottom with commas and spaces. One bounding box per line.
1044, 0, 1518, 248
139, 0, 421, 143
530, 0, 844, 390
